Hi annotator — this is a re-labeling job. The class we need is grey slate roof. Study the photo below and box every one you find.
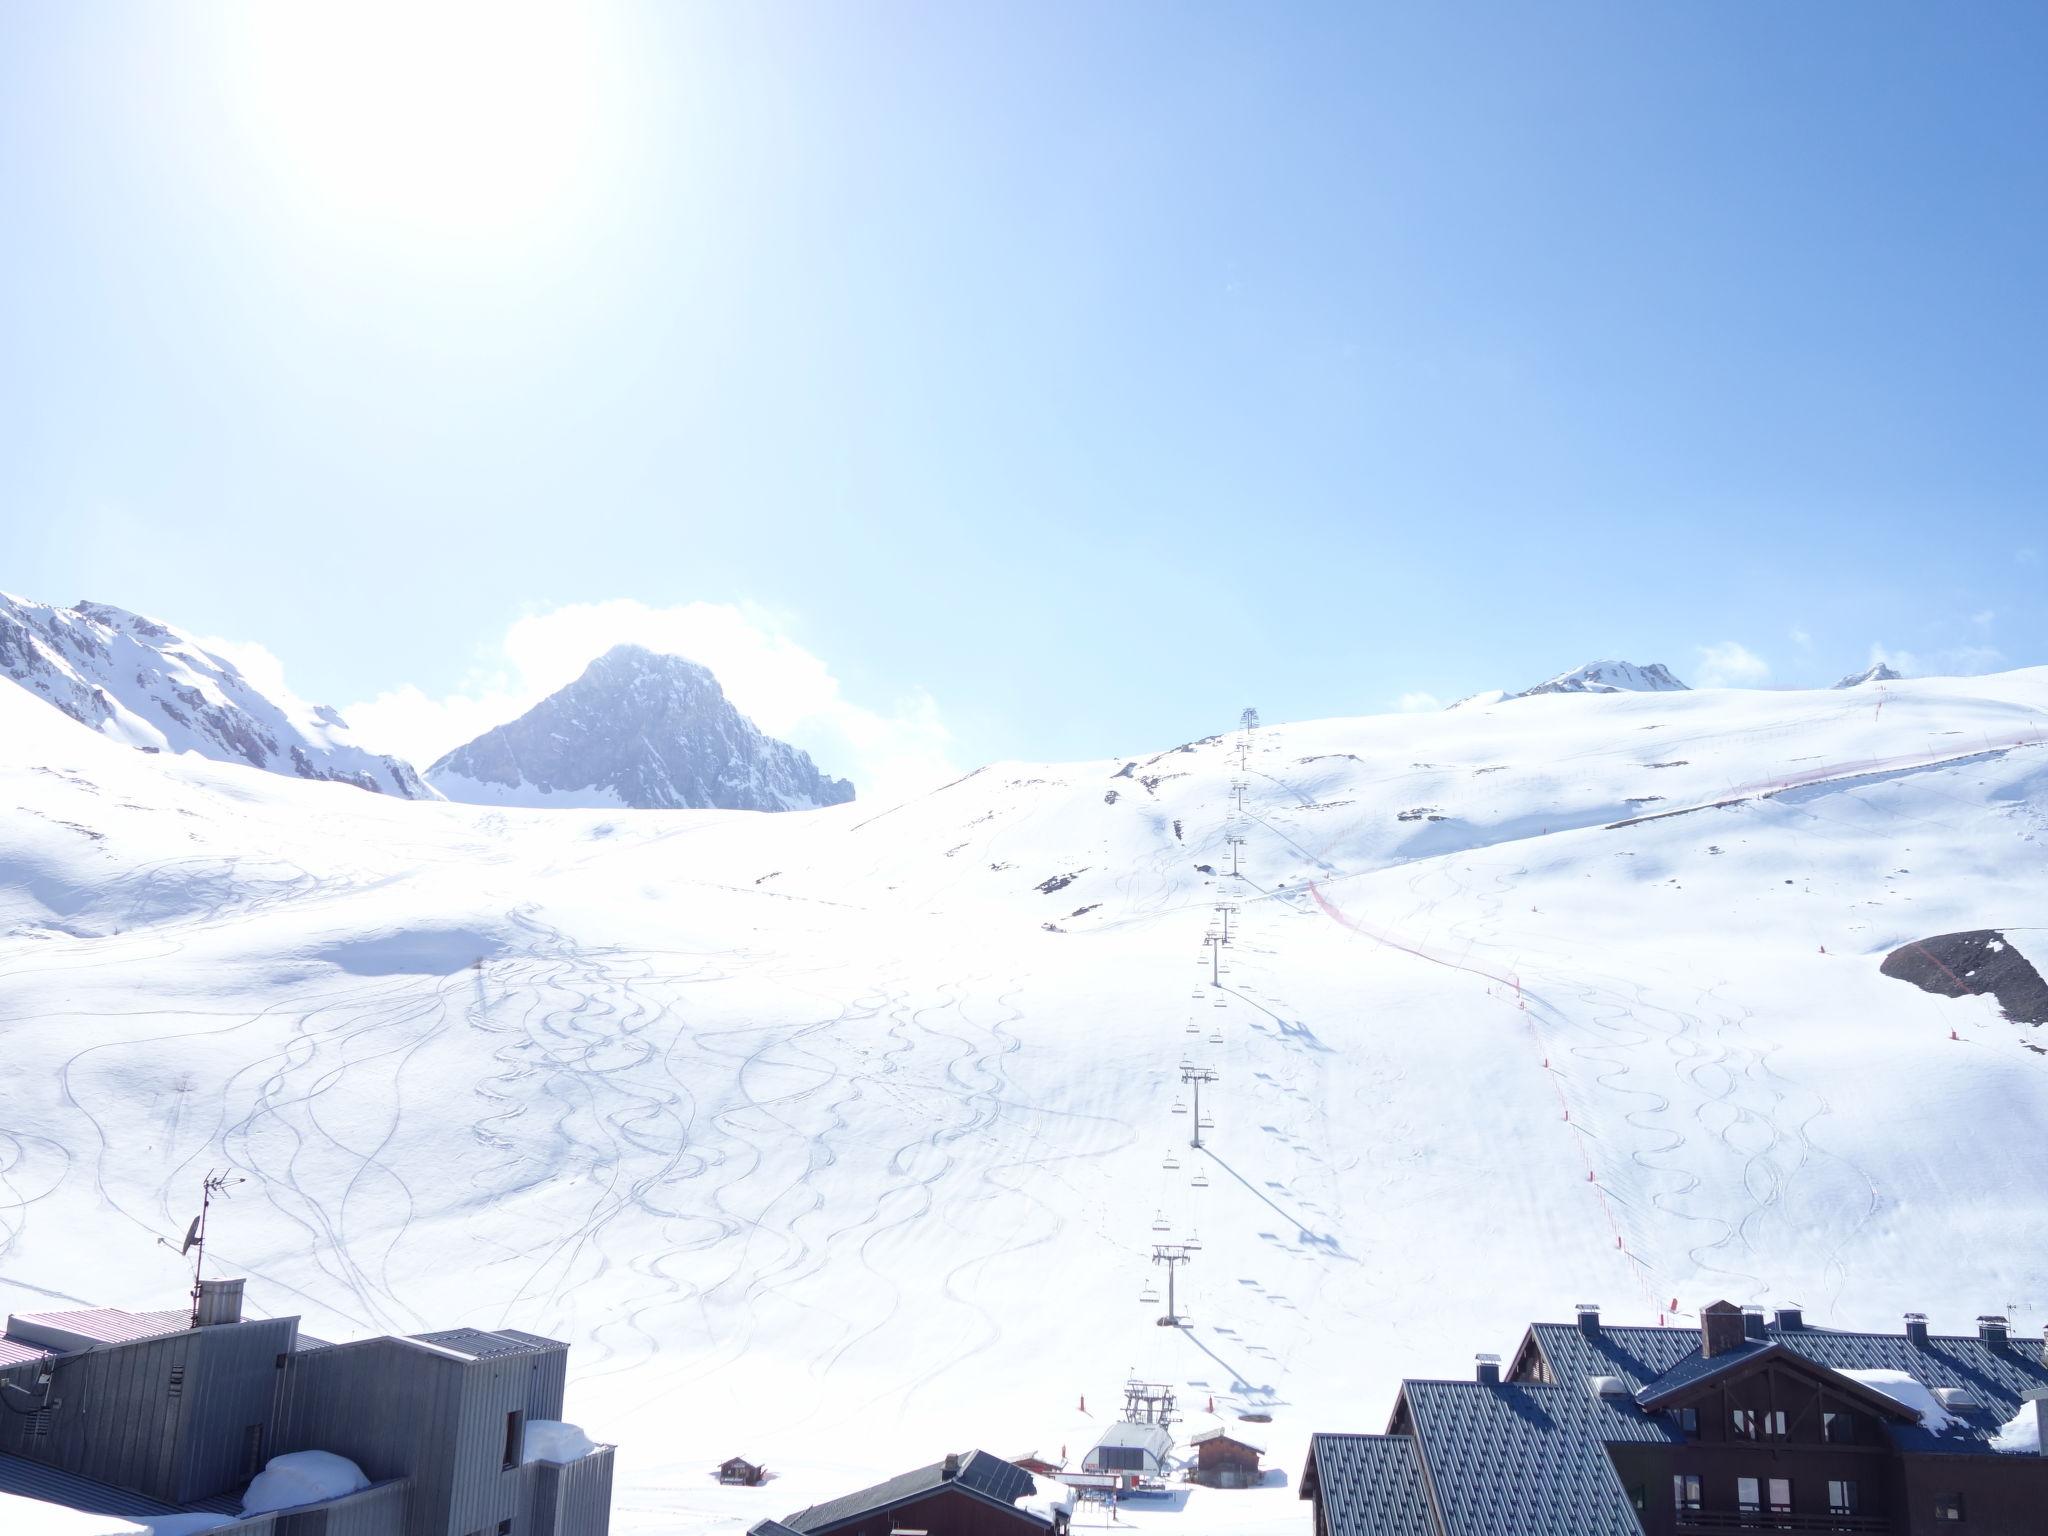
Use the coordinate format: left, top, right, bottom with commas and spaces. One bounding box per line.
775, 1450, 1043, 1535
1397, 1377, 1679, 1536
1531, 1319, 2048, 1455
1301, 1434, 1431, 1536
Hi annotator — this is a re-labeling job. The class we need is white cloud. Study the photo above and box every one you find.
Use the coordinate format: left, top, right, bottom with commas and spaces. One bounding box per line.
1868, 641, 2006, 679
343, 600, 959, 802
1693, 641, 1771, 688
1396, 691, 1444, 713
1788, 626, 1812, 650
1971, 609, 1996, 629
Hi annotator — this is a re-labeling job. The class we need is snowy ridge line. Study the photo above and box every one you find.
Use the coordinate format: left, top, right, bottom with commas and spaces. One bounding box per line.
1605, 738, 2043, 828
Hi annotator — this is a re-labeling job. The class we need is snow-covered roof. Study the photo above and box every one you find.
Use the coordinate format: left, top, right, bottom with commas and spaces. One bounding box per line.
1189, 1425, 1266, 1453
0, 1490, 148, 1536
1087, 1422, 1173, 1456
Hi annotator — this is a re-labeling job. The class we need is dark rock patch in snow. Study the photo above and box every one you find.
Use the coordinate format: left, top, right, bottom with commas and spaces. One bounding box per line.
1881, 930, 2048, 1026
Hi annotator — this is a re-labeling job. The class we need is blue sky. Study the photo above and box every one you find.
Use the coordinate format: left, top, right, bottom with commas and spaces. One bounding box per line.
3, 3, 2043, 790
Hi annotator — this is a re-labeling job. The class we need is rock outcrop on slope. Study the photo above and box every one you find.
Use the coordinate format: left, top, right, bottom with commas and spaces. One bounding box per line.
428, 644, 855, 811
0, 593, 431, 797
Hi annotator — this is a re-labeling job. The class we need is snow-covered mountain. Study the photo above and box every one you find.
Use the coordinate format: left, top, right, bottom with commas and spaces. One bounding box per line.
1516, 658, 1690, 696
0, 592, 431, 797
1836, 662, 1904, 688
4, 665, 2048, 1535
428, 643, 855, 811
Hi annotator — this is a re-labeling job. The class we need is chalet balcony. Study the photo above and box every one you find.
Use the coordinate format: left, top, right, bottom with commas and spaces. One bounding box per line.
1676, 1513, 1891, 1534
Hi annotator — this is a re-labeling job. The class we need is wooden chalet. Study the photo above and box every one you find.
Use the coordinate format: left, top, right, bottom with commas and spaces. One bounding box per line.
1010, 1453, 1063, 1478
720, 1456, 768, 1486
1189, 1425, 1265, 1488
1302, 1299, 2048, 1536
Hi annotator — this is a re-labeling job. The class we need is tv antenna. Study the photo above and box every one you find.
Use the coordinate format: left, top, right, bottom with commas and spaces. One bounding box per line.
165, 1170, 244, 1324
1151, 1244, 1194, 1329
1180, 1066, 1218, 1148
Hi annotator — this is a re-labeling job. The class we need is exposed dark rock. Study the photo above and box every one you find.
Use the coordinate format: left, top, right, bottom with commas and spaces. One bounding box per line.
1880, 930, 2048, 1026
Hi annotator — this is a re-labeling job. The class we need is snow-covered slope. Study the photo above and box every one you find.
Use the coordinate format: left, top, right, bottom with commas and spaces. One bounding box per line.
0, 593, 431, 798
1517, 658, 1689, 695
3, 670, 2047, 1535
428, 644, 855, 810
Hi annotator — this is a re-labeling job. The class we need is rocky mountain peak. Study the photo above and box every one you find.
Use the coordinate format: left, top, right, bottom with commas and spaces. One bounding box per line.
427, 645, 855, 812
0, 592, 432, 797
1834, 662, 1904, 689
1515, 659, 1690, 698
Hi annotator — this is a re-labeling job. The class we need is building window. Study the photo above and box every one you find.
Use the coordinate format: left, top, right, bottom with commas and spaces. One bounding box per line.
1935, 1492, 1965, 1521
1738, 1477, 1761, 1514
1769, 1478, 1791, 1515
1672, 1407, 1698, 1437
1673, 1474, 1702, 1513
1762, 1409, 1787, 1438
1731, 1408, 1758, 1439
503, 1410, 525, 1471
167, 1365, 185, 1400
1823, 1410, 1856, 1444
498, 1522, 513, 1535
1829, 1480, 1859, 1516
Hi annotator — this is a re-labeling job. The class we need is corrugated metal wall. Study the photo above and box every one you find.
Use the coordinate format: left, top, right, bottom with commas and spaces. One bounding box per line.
0, 1317, 295, 1505
280, 1341, 581, 1536
521, 1447, 614, 1536
270, 1477, 409, 1536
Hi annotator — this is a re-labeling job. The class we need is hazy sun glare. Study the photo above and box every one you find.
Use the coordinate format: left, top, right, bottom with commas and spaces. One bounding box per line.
225, 1, 629, 246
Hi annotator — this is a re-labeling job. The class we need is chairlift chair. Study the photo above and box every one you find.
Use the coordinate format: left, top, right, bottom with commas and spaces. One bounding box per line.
1190, 1172, 1210, 1189
1184, 1230, 1203, 1250
1186, 1020, 1199, 1034
1139, 1283, 1159, 1304
1171, 1099, 1188, 1115
1198, 1115, 1215, 1130
1208, 1028, 1224, 1044
1152, 1211, 1170, 1232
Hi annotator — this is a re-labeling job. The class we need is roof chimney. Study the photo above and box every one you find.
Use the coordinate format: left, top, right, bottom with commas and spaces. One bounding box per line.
1575, 1303, 1600, 1336
1774, 1307, 1804, 1331
1904, 1312, 1929, 1347
1979, 1315, 2010, 1349
1701, 1300, 1746, 1359
193, 1278, 244, 1328
1742, 1307, 1767, 1342
941, 1452, 961, 1482
1475, 1353, 1501, 1386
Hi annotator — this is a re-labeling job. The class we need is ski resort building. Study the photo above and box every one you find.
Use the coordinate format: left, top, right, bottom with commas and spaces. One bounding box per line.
1188, 1425, 1265, 1489
1300, 1301, 2048, 1536
0, 1276, 614, 1536
747, 1450, 1058, 1536
1079, 1420, 1173, 1479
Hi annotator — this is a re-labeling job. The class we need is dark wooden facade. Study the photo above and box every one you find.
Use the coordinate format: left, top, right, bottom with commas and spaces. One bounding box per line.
721, 1457, 767, 1486
1613, 1351, 2048, 1536
1192, 1434, 1263, 1489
